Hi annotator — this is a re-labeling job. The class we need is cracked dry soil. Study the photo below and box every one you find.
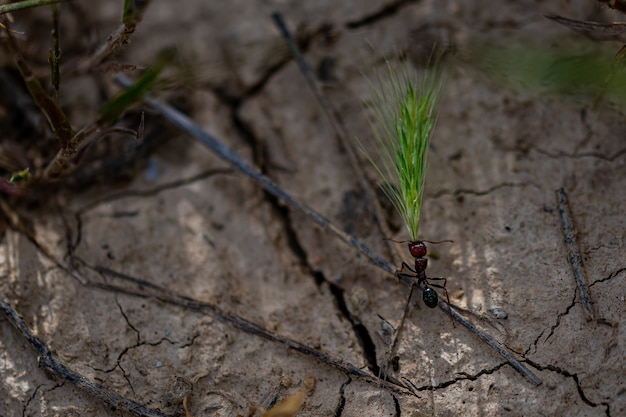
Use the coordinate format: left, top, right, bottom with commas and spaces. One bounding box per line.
1, 1, 625, 416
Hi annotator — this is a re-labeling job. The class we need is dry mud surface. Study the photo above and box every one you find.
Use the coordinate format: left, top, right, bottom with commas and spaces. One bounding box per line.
1, 1, 625, 416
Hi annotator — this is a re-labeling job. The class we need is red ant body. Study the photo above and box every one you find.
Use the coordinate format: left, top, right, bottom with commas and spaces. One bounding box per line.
398, 240, 450, 309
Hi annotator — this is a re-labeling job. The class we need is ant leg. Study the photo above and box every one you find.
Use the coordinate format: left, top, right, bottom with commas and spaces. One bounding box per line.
398, 261, 416, 274
427, 276, 447, 284
429, 282, 451, 307
380, 284, 415, 384
428, 277, 455, 328
397, 271, 419, 288
392, 284, 414, 353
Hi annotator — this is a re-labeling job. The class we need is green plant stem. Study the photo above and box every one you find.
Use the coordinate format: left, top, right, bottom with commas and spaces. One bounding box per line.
0, 0, 67, 16
3, 20, 73, 147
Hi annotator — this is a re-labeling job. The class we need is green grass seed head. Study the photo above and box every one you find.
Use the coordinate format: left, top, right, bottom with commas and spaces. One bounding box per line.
366, 59, 446, 242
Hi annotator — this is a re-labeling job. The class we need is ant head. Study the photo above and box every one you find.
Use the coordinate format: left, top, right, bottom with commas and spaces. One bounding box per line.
408, 241, 427, 258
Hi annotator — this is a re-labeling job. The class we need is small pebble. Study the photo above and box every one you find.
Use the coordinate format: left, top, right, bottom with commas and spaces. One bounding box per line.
488, 307, 508, 319
156, 361, 163, 368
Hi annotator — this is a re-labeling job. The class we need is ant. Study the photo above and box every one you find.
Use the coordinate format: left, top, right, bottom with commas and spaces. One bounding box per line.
376, 240, 453, 384
397, 240, 451, 310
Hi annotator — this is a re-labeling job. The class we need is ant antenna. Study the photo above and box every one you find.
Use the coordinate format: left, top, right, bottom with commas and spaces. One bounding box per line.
421, 239, 453, 245
383, 238, 408, 244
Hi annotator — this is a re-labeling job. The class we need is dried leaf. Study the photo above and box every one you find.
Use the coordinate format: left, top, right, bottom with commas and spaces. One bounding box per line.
261, 377, 315, 417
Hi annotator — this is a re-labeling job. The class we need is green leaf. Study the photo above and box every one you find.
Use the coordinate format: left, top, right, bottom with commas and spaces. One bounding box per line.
9, 168, 30, 184
99, 47, 175, 124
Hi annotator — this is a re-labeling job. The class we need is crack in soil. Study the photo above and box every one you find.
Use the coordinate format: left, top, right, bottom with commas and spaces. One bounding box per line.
333, 378, 350, 417
345, 0, 413, 29
178, 332, 200, 349
87, 334, 177, 402
403, 362, 508, 392
22, 383, 43, 417
115, 296, 141, 344
117, 362, 137, 398
590, 267, 626, 287
326, 277, 380, 376
542, 291, 577, 344
430, 181, 534, 199
526, 360, 608, 414
533, 146, 626, 162
90, 291, 177, 375
392, 393, 401, 417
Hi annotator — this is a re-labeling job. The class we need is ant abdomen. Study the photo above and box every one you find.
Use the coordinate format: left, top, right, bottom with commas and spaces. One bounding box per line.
423, 287, 438, 308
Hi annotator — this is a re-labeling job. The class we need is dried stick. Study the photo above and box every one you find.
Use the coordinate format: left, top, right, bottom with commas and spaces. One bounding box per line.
113, 75, 541, 386
0, 295, 171, 417
67, 0, 153, 75
556, 188, 595, 321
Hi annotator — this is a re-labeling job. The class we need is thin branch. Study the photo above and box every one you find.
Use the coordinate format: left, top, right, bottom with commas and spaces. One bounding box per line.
556, 188, 595, 321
